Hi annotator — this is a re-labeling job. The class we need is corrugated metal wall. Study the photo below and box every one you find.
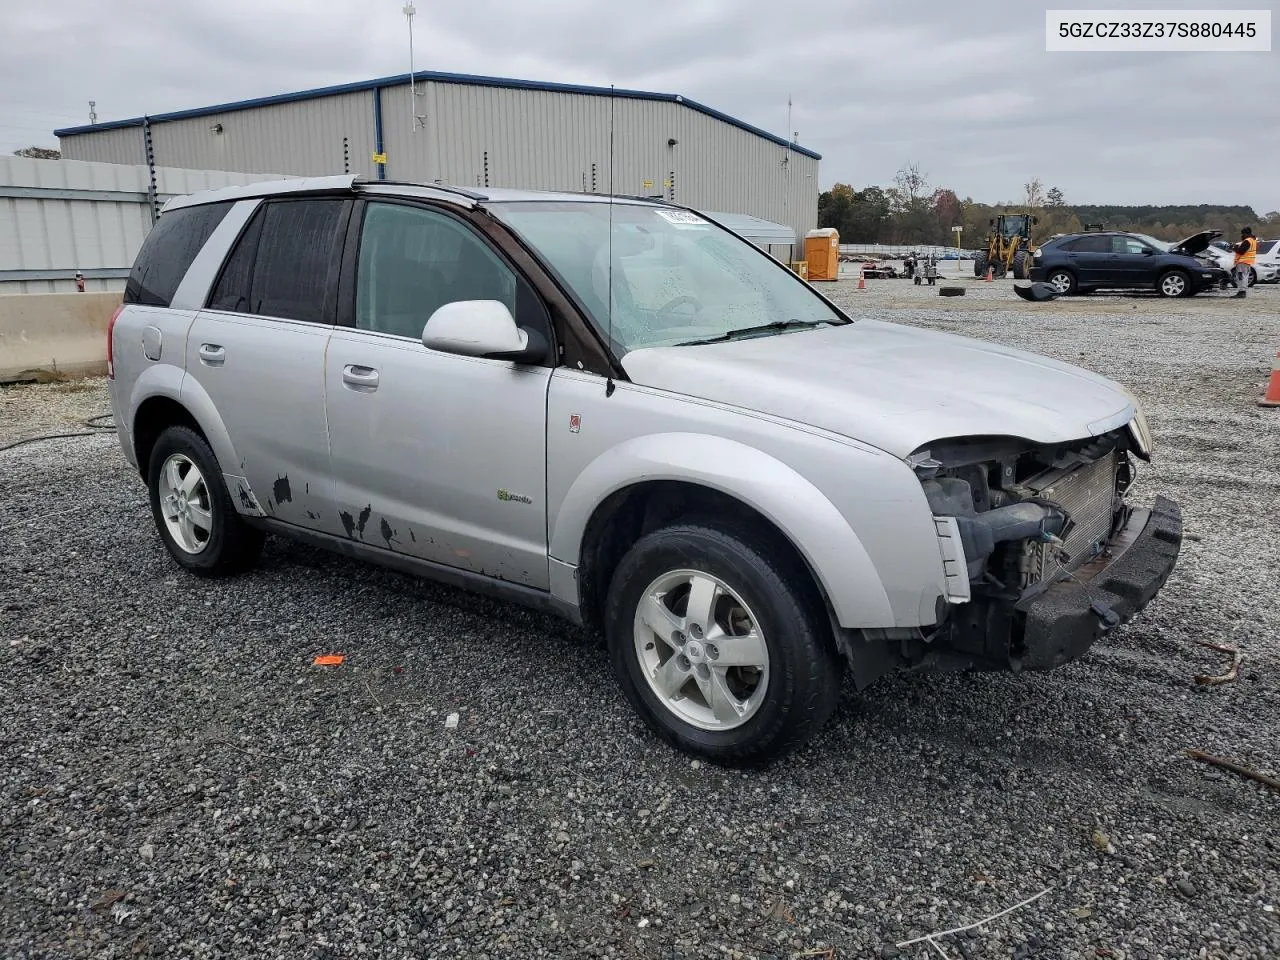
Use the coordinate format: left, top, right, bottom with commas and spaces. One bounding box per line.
0, 157, 288, 294
61, 81, 819, 244
60, 125, 146, 166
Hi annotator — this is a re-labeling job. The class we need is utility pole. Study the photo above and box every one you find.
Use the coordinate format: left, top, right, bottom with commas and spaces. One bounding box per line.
782, 95, 792, 241
404, 3, 417, 135
88, 101, 97, 124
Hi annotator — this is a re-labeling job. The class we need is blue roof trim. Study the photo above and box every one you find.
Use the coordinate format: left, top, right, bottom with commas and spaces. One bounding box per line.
53, 70, 821, 160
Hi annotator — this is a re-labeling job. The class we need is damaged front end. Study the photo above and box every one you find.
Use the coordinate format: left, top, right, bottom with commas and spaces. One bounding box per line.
908, 428, 1182, 672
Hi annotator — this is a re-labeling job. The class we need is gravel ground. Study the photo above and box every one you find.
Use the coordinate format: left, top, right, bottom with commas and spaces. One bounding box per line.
3, 281, 1279, 959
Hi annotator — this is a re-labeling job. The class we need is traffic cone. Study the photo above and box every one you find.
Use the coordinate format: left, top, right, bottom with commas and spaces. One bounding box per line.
1260, 352, 1280, 408
985, 266, 995, 282
857, 269, 866, 291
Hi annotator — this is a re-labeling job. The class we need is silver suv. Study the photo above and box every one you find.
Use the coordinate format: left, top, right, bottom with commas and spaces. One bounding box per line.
108, 176, 1182, 764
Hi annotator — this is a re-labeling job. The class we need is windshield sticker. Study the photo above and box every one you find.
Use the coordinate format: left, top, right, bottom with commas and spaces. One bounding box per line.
655, 209, 710, 228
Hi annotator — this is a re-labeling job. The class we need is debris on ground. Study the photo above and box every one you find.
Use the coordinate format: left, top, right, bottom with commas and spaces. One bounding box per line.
896, 888, 1051, 955
1191, 639, 1242, 685
1186, 749, 1280, 792
1013, 281, 1063, 302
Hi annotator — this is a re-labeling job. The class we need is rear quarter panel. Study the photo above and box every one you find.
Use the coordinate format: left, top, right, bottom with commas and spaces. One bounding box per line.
109, 305, 198, 469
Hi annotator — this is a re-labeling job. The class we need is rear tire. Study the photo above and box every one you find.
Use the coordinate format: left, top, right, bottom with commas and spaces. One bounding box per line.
973, 253, 988, 278
147, 426, 264, 576
1157, 269, 1191, 298
605, 523, 842, 766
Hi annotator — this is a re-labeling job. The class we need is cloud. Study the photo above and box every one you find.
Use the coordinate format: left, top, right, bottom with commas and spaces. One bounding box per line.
0, 0, 1275, 213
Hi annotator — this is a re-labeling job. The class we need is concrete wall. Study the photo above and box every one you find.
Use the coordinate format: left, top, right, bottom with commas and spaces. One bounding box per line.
0, 291, 121, 383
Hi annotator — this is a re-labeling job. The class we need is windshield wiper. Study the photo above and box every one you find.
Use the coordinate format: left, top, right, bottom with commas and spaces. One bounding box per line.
676, 319, 833, 346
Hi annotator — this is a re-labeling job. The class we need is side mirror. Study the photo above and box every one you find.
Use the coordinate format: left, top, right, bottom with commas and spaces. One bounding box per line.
1143, 248, 1156, 255
422, 300, 547, 364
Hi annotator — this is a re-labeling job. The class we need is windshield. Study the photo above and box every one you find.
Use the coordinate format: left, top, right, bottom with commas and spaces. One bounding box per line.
490, 201, 846, 354
1131, 233, 1170, 251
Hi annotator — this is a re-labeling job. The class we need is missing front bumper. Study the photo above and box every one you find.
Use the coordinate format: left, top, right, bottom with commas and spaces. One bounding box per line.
1015, 495, 1182, 669
927, 495, 1182, 672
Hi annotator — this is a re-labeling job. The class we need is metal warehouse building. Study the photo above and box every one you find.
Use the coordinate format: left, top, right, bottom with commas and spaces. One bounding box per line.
54, 71, 821, 250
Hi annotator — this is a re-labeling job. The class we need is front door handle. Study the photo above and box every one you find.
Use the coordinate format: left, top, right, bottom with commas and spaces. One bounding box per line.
198, 343, 225, 366
342, 364, 380, 391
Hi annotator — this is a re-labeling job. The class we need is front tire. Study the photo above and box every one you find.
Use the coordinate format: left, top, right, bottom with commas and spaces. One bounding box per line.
147, 426, 264, 576
973, 253, 989, 278
1158, 269, 1190, 298
605, 523, 842, 766
1046, 268, 1077, 295
1013, 250, 1031, 280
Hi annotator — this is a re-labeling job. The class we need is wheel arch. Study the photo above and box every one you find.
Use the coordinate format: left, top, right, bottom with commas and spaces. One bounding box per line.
127, 368, 241, 493
550, 434, 896, 634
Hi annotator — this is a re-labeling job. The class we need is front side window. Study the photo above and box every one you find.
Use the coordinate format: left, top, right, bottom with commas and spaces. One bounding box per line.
208, 198, 345, 323
355, 201, 549, 342
1258, 240, 1277, 255
492, 201, 845, 354
1113, 237, 1150, 255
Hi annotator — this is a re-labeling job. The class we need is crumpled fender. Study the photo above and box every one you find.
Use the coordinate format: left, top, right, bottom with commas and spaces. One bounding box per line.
548, 432, 896, 628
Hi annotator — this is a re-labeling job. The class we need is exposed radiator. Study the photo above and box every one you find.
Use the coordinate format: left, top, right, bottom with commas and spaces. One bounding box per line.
1023, 452, 1119, 584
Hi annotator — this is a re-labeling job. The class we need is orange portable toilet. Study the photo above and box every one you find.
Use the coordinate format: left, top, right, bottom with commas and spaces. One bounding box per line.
804, 228, 840, 281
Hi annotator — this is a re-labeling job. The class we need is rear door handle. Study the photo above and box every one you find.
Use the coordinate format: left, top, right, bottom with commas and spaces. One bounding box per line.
198, 343, 225, 366
342, 364, 380, 391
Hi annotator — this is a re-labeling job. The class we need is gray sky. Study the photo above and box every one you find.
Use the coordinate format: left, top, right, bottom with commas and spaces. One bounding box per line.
2, 0, 1277, 213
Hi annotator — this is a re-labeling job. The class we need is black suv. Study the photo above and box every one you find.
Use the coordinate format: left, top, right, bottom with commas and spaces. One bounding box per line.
1029, 230, 1228, 297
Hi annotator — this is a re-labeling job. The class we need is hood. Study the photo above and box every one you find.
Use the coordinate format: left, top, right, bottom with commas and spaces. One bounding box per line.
620, 321, 1134, 459
1170, 229, 1221, 256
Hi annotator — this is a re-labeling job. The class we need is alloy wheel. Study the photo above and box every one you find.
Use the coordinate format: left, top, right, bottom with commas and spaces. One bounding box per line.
632, 570, 769, 731
157, 453, 213, 554
1049, 272, 1073, 294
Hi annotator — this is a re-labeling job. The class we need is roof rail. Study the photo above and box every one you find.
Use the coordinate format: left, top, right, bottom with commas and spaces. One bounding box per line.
374, 179, 489, 201
162, 174, 359, 212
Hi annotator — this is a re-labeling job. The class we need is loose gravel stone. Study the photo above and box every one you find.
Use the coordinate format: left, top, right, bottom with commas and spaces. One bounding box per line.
2, 279, 1278, 958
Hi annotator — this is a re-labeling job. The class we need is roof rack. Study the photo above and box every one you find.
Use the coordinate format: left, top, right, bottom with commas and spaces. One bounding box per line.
373, 179, 489, 201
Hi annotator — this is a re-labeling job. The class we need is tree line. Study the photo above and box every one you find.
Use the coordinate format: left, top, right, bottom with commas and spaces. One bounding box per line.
818, 166, 1279, 248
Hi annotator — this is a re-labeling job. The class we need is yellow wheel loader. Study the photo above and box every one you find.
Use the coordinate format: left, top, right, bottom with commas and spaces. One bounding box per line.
973, 214, 1038, 280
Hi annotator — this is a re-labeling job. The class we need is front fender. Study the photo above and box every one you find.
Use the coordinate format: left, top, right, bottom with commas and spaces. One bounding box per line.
549, 432, 895, 628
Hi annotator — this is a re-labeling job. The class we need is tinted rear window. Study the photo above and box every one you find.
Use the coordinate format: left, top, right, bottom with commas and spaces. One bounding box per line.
207, 198, 345, 324
124, 202, 233, 307
1060, 235, 1110, 253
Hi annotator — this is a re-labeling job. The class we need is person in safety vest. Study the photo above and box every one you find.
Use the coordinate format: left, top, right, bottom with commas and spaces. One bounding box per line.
1232, 227, 1257, 299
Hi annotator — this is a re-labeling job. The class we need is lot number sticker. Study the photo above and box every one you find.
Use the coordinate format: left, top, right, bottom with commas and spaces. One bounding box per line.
655, 210, 709, 228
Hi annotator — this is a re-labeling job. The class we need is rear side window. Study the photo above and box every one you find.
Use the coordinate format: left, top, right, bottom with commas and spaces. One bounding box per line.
208, 198, 345, 323
1060, 235, 1110, 253
124, 202, 233, 307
